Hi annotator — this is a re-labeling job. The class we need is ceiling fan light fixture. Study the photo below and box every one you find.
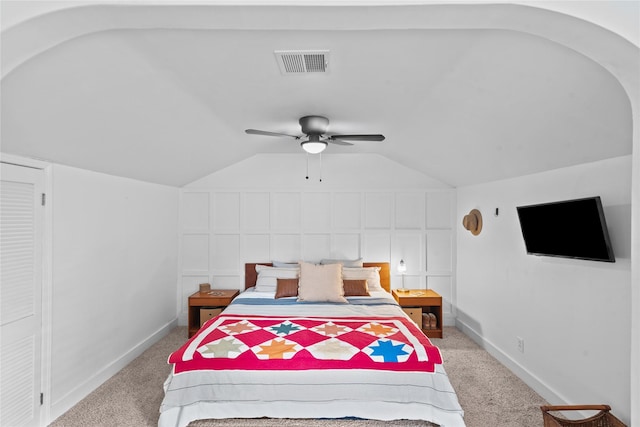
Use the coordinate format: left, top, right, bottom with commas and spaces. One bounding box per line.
301, 140, 327, 154
246, 115, 384, 154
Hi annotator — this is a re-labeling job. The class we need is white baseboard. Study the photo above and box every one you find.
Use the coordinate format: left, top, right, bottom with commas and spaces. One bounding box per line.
443, 312, 456, 327
48, 318, 178, 424
455, 318, 570, 408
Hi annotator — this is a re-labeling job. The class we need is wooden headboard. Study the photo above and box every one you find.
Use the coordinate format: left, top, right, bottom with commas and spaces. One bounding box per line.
244, 262, 391, 293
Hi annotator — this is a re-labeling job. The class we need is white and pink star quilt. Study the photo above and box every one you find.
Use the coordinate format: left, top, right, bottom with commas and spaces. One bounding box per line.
170, 314, 442, 374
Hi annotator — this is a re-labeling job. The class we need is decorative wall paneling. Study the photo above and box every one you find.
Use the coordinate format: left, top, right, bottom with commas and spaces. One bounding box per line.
179, 190, 455, 325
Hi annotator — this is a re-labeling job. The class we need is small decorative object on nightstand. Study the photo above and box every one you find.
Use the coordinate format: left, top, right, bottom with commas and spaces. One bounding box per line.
392, 288, 443, 338
188, 289, 239, 337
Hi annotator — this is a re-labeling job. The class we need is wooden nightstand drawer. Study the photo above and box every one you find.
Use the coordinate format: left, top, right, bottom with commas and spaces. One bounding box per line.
200, 308, 223, 327
402, 307, 423, 326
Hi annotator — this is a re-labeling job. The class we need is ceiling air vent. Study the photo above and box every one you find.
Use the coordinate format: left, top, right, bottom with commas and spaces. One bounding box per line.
274, 50, 329, 74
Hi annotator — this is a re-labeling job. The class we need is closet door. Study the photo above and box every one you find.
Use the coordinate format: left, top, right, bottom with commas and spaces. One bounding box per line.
1, 163, 44, 427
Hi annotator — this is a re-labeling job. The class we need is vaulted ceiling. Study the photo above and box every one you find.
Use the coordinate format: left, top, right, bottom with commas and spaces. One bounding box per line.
1, 3, 636, 187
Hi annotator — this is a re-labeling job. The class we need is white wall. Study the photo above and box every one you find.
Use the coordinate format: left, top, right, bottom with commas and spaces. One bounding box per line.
49, 164, 179, 420
456, 155, 632, 424
179, 153, 456, 325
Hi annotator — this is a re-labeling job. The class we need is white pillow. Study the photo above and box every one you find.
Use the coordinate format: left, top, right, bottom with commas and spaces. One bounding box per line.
255, 265, 299, 292
320, 258, 363, 267
342, 266, 382, 291
297, 261, 347, 303
272, 261, 298, 268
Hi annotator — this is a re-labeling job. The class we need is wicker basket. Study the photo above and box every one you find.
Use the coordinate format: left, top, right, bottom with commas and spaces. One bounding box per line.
541, 405, 627, 427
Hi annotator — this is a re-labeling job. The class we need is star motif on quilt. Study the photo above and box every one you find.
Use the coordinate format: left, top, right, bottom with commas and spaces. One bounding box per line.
252, 338, 302, 360
306, 337, 359, 360
364, 339, 412, 363
357, 322, 397, 337
220, 320, 260, 335
267, 321, 303, 336
311, 321, 352, 337
197, 337, 247, 359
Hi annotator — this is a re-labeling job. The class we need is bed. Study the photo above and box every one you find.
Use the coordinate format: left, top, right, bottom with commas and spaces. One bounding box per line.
159, 262, 465, 427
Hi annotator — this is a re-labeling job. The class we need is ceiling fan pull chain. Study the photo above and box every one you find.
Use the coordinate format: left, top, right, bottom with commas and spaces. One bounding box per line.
306, 153, 309, 180
319, 153, 323, 182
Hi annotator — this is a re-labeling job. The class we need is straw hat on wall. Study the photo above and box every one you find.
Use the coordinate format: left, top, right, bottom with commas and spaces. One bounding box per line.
462, 209, 483, 236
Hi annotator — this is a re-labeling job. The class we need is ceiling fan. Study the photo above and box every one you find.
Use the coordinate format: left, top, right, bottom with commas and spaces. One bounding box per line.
245, 115, 385, 154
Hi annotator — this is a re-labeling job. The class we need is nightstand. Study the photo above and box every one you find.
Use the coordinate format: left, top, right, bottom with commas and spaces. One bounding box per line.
188, 289, 239, 337
392, 289, 443, 338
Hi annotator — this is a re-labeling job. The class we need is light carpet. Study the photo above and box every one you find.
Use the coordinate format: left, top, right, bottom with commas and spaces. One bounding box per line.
49, 326, 547, 427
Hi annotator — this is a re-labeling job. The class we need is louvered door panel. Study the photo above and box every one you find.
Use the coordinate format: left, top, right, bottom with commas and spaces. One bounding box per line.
1, 181, 36, 325
1, 336, 36, 426
0, 163, 43, 427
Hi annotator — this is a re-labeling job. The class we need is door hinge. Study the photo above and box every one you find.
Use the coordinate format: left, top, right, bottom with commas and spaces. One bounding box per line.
40, 393, 44, 405
41, 193, 46, 206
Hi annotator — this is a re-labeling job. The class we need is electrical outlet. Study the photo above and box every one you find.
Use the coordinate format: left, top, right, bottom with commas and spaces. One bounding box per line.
517, 337, 525, 353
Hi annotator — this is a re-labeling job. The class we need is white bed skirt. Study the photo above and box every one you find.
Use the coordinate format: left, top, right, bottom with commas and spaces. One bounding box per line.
159, 396, 465, 427
159, 365, 465, 427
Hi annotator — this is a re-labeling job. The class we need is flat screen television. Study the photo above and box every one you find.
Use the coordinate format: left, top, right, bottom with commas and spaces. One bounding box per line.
516, 196, 615, 262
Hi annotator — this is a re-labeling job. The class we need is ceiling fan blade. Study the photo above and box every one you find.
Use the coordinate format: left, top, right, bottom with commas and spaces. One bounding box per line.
326, 139, 353, 146
245, 129, 300, 139
328, 134, 385, 142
